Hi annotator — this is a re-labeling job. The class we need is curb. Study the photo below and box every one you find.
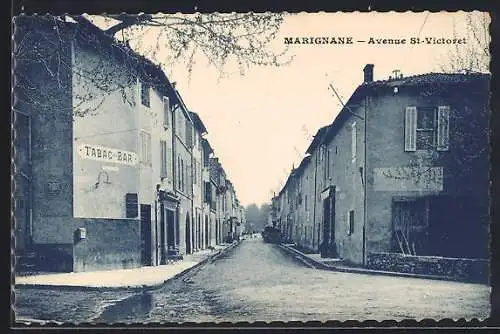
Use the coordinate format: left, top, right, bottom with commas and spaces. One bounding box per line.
14, 318, 64, 326
14, 242, 241, 292
165, 240, 241, 282
278, 244, 476, 283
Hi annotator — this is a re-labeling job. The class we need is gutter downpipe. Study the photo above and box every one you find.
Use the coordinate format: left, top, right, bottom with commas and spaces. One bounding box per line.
312, 152, 318, 252
362, 95, 368, 267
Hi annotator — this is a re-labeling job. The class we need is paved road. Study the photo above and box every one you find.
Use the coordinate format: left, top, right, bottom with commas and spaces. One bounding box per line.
15, 238, 490, 323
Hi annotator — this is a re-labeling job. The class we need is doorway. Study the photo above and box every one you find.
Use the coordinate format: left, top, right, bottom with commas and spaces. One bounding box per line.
321, 187, 336, 258
197, 213, 201, 249
166, 209, 176, 253
140, 204, 152, 266
185, 212, 192, 254
392, 198, 429, 256
159, 203, 166, 265
204, 215, 209, 247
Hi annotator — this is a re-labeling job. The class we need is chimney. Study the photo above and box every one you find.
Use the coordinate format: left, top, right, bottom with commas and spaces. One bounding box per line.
363, 64, 374, 83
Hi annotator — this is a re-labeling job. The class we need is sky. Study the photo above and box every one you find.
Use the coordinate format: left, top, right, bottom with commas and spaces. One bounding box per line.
90, 11, 489, 207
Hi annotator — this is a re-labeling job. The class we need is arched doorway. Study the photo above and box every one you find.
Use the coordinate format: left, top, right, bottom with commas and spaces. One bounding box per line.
185, 212, 192, 254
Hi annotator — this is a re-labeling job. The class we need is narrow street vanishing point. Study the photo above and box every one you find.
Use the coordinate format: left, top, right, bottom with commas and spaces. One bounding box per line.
15, 238, 490, 323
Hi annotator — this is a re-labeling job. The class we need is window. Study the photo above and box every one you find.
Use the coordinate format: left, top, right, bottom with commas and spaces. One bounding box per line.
185, 119, 193, 147
351, 122, 357, 163
126, 193, 139, 218
305, 195, 308, 211
193, 159, 197, 185
325, 148, 330, 181
186, 163, 191, 196
176, 112, 185, 141
162, 96, 170, 128
140, 131, 151, 165
140, 82, 150, 107
160, 140, 168, 178
436, 106, 450, 151
204, 182, 211, 203
180, 159, 185, 192
348, 210, 355, 235
177, 157, 182, 190
405, 106, 450, 151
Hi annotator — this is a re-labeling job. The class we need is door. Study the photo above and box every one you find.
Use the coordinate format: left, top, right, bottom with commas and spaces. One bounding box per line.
159, 203, 166, 264
204, 215, 209, 247
321, 199, 330, 258
166, 209, 176, 253
15, 197, 29, 253
197, 214, 202, 249
185, 213, 192, 254
329, 191, 336, 256
140, 204, 152, 266
321, 190, 337, 258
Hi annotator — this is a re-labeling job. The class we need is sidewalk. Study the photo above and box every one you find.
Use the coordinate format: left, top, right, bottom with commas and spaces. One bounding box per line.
15, 242, 239, 290
279, 243, 465, 282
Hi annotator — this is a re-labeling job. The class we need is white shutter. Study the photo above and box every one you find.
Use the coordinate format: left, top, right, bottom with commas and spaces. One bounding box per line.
404, 106, 417, 151
163, 96, 170, 128
136, 78, 140, 105
437, 106, 450, 151
167, 147, 172, 178
351, 122, 357, 162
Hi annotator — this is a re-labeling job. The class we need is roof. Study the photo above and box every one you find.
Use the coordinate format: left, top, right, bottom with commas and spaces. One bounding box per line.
365, 72, 490, 88
279, 167, 297, 196
295, 155, 312, 177
305, 125, 330, 154
189, 111, 208, 134
202, 138, 214, 154
322, 71, 490, 145
16, 16, 193, 115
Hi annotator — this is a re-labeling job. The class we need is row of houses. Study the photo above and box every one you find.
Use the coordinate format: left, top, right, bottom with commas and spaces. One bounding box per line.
271, 64, 490, 268
13, 15, 245, 273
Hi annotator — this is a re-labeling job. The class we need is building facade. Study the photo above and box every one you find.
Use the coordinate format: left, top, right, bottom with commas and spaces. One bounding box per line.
275, 64, 490, 266
13, 16, 242, 273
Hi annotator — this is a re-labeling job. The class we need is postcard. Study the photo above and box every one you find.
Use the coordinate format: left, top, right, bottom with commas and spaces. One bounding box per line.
12, 11, 491, 325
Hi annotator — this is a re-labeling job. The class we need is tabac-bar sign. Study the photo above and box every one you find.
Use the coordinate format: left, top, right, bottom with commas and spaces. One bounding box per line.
78, 143, 138, 166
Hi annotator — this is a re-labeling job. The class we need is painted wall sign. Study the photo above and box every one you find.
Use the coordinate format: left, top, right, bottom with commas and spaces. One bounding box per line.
78, 143, 138, 166
373, 166, 444, 192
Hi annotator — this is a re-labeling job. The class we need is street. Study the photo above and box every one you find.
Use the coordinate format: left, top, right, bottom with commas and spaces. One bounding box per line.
15, 238, 490, 323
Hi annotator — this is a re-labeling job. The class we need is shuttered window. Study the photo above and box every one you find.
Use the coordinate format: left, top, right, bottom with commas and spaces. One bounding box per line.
187, 163, 193, 196
160, 140, 167, 178
204, 182, 211, 203
140, 131, 151, 165
326, 148, 331, 179
193, 159, 197, 185
348, 210, 355, 235
405, 106, 450, 151
163, 96, 170, 129
404, 106, 417, 151
437, 106, 450, 151
351, 122, 357, 162
186, 119, 193, 147
126, 193, 138, 218
180, 159, 185, 192
177, 157, 182, 190
140, 82, 150, 107
176, 112, 184, 142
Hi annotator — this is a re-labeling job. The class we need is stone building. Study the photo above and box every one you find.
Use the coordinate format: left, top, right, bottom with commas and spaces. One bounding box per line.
275, 64, 490, 269
190, 111, 208, 252
13, 16, 241, 273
